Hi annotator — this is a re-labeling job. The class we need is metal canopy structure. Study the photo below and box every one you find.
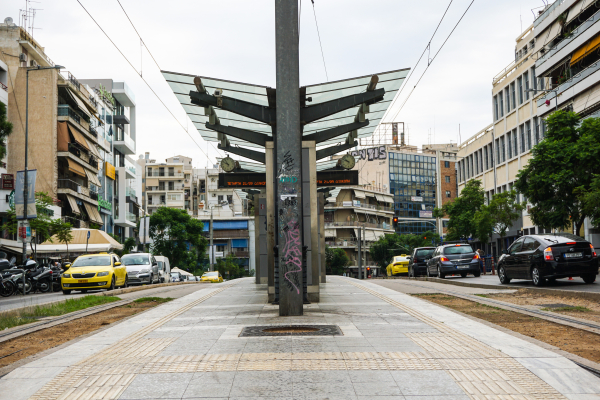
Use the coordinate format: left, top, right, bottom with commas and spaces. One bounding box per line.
162, 69, 409, 160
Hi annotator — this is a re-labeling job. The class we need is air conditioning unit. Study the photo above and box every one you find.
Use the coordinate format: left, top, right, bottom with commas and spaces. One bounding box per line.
19, 53, 26, 62
29, 60, 38, 67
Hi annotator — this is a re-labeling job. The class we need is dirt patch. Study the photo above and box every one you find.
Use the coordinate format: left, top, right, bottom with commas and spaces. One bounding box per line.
415, 293, 600, 364
481, 289, 600, 324
0, 299, 168, 369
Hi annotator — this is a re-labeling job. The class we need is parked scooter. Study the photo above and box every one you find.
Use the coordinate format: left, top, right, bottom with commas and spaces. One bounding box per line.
26, 260, 53, 293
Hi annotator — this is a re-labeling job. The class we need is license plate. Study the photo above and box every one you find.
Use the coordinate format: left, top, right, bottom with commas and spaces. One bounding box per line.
565, 252, 583, 259
78, 279, 88, 283
457, 266, 470, 269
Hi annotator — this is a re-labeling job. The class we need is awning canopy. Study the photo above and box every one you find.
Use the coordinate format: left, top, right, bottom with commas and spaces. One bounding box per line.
68, 89, 92, 118
567, 0, 597, 24
375, 194, 385, 202
571, 33, 600, 66
86, 138, 101, 159
68, 125, 90, 151
57, 122, 70, 152
83, 202, 103, 225
354, 189, 366, 199
365, 192, 375, 198
540, 20, 562, 47
85, 168, 102, 187
40, 229, 120, 250
146, 178, 159, 187
171, 267, 192, 276
66, 195, 81, 215
66, 158, 86, 177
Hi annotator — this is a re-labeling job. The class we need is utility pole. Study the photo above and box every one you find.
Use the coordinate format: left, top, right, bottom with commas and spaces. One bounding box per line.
363, 225, 366, 278
209, 205, 214, 271
276, 0, 303, 316
357, 228, 362, 280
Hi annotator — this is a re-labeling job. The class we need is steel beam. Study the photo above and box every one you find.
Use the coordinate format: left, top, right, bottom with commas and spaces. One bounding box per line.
315, 140, 358, 160
217, 144, 266, 164
301, 88, 384, 124
206, 122, 270, 146
303, 120, 369, 143
190, 91, 276, 125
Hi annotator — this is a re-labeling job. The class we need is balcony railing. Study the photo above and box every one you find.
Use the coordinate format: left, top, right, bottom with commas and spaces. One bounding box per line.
115, 132, 135, 148
325, 238, 377, 248
538, 60, 600, 107
202, 230, 249, 239
0, 82, 7, 92
324, 221, 392, 230
325, 202, 394, 212
62, 216, 86, 228
67, 143, 98, 170
231, 250, 250, 258
58, 179, 80, 192
58, 104, 81, 124
126, 212, 136, 222
147, 171, 184, 178
68, 72, 80, 91
124, 157, 136, 176
126, 187, 136, 198
89, 190, 99, 201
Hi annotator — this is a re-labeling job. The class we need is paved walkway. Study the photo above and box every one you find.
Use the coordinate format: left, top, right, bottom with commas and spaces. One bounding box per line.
2, 277, 600, 400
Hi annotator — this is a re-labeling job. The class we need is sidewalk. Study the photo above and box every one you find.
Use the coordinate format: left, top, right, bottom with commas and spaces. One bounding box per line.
2, 277, 600, 399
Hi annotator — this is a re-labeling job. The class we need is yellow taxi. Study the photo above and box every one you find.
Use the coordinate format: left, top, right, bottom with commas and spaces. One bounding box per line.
200, 271, 224, 283
386, 255, 411, 276
61, 253, 127, 294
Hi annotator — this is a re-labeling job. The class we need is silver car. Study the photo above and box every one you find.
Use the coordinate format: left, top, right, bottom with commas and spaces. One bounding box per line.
121, 253, 159, 285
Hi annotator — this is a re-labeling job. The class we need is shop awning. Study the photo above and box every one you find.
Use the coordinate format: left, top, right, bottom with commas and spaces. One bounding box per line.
231, 239, 248, 248
67, 125, 90, 151
85, 138, 101, 159
83, 202, 103, 225
146, 178, 159, 187
68, 88, 92, 118
66, 158, 86, 177
365, 192, 375, 198
353, 190, 366, 199
571, 33, 600, 66
85, 168, 102, 187
66, 195, 81, 215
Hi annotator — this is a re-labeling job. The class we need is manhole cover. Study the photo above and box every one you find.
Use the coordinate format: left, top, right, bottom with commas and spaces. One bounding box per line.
240, 325, 342, 337
540, 303, 572, 308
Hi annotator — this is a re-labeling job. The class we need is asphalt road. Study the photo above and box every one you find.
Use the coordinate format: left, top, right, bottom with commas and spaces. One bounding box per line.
439, 272, 600, 292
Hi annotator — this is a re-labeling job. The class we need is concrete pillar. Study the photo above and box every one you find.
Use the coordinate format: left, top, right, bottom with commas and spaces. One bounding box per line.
302, 141, 319, 302
256, 195, 268, 284
266, 142, 276, 302
319, 193, 326, 283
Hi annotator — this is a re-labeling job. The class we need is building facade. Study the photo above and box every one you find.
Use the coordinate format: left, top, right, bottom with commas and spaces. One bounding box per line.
141, 154, 193, 216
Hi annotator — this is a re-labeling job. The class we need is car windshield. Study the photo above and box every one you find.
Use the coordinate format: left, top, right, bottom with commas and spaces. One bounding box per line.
72, 256, 111, 267
120, 255, 150, 266
444, 245, 474, 255
203, 272, 218, 277
157, 261, 164, 270
416, 249, 434, 258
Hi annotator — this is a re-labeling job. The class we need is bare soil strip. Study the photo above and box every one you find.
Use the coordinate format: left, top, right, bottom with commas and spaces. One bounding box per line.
414, 293, 600, 364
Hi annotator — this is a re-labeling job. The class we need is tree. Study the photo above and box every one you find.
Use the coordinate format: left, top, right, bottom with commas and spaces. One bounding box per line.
370, 231, 439, 269
122, 237, 136, 256
474, 190, 525, 250
215, 253, 247, 279
435, 179, 485, 240
325, 246, 349, 275
149, 207, 207, 270
577, 175, 600, 228
515, 111, 600, 236
52, 220, 73, 260
0, 102, 13, 160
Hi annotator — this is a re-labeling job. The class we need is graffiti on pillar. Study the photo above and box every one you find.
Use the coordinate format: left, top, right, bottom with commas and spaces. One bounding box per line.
350, 145, 387, 161
277, 150, 302, 294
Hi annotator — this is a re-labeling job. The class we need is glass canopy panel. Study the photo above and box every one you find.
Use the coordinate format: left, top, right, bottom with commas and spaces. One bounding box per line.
162, 68, 408, 155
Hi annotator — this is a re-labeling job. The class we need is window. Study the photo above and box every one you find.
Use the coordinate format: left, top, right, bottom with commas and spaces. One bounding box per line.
509, 237, 524, 255
168, 182, 174, 190
474, 152, 479, 174
507, 131, 513, 159
445, 176, 450, 183
494, 95, 499, 120
445, 190, 451, 198
526, 121, 532, 150
532, 66, 537, 91
495, 139, 500, 164
520, 124, 525, 153
499, 92, 504, 117
534, 117, 539, 144
484, 147, 488, 170
218, 195, 224, 202
227, 195, 233, 204
444, 161, 450, 168
500, 136, 506, 162
512, 128, 518, 157
511, 82, 516, 108
505, 87, 510, 112
524, 72, 530, 100
518, 76, 523, 104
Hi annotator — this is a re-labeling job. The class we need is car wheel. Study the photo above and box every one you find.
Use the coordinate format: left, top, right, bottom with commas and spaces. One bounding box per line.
437, 266, 445, 279
81, 289, 88, 293
498, 266, 510, 284
582, 274, 596, 284
532, 267, 545, 287
108, 276, 115, 291
123, 276, 129, 288
460, 273, 467, 278
473, 271, 481, 277
62, 290, 71, 295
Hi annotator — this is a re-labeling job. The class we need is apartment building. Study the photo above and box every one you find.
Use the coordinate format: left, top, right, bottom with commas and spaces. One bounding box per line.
324, 186, 394, 277
533, 0, 600, 245
351, 143, 458, 237
142, 154, 194, 215
196, 167, 255, 272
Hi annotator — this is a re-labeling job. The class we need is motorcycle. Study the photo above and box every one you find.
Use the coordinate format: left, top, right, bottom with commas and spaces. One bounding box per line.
25, 260, 53, 293
0, 253, 16, 297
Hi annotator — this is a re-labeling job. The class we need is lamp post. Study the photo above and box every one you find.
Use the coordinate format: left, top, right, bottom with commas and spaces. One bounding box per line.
22, 65, 64, 265
203, 203, 223, 271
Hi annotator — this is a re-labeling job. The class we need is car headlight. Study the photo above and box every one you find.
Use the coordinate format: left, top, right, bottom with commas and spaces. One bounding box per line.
97, 271, 109, 277
62, 273, 71, 278
140, 268, 150, 273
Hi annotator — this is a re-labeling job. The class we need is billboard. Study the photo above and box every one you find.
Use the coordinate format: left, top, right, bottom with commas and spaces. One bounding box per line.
15, 170, 37, 219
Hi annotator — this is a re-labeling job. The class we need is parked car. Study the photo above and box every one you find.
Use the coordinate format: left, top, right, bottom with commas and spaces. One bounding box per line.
386, 255, 411, 276
426, 243, 481, 278
497, 233, 598, 286
121, 253, 160, 285
170, 272, 182, 282
61, 253, 127, 294
154, 256, 171, 283
201, 271, 223, 283
408, 247, 436, 277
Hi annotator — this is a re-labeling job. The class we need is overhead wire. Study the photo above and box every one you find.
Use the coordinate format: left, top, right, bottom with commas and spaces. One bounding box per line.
311, 0, 329, 82
75, 0, 220, 164
381, 0, 454, 123
389, 0, 476, 122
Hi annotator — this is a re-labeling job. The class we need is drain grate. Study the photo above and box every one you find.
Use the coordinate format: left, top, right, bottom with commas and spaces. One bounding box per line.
240, 325, 343, 337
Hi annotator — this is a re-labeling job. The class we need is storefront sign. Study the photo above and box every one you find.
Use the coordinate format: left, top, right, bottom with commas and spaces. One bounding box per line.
419, 210, 433, 218
97, 198, 112, 212
2, 174, 14, 189
105, 162, 115, 180
342, 201, 353, 207
411, 196, 423, 202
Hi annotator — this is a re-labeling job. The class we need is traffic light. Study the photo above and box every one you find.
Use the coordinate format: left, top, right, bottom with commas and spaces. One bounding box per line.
393, 217, 398, 228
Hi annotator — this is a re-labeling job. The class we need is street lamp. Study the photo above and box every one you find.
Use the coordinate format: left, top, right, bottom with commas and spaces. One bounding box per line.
201, 202, 224, 271
22, 64, 64, 265
527, 88, 560, 112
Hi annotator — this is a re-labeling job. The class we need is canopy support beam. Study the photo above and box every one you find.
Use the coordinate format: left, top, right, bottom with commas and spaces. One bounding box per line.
217, 143, 266, 164
316, 140, 358, 160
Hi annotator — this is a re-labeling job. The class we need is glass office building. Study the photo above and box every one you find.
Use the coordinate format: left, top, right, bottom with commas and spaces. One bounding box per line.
389, 152, 437, 235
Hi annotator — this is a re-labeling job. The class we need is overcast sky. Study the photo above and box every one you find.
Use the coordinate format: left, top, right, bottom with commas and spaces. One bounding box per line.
3, 0, 547, 167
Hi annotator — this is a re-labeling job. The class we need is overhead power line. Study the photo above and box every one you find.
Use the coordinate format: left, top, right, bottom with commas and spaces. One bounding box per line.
311, 0, 329, 82
389, 0, 476, 122
75, 0, 220, 163
381, 0, 454, 123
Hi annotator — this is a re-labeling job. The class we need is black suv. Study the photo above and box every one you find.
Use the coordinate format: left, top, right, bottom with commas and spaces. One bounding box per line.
497, 233, 598, 286
408, 247, 435, 277
426, 243, 481, 278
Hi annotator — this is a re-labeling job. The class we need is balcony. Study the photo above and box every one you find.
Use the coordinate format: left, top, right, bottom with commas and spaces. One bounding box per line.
325, 237, 376, 248
147, 171, 184, 178
324, 221, 392, 230
114, 131, 135, 155
18, 28, 55, 67
126, 187, 136, 198
202, 230, 249, 239
58, 179, 79, 192
89, 190, 99, 201
231, 250, 250, 258
65, 143, 99, 171
57, 105, 93, 142
115, 211, 136, 228
325, 201, 394, 213
537, 59, 600, 111
62, 216, 89, 229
